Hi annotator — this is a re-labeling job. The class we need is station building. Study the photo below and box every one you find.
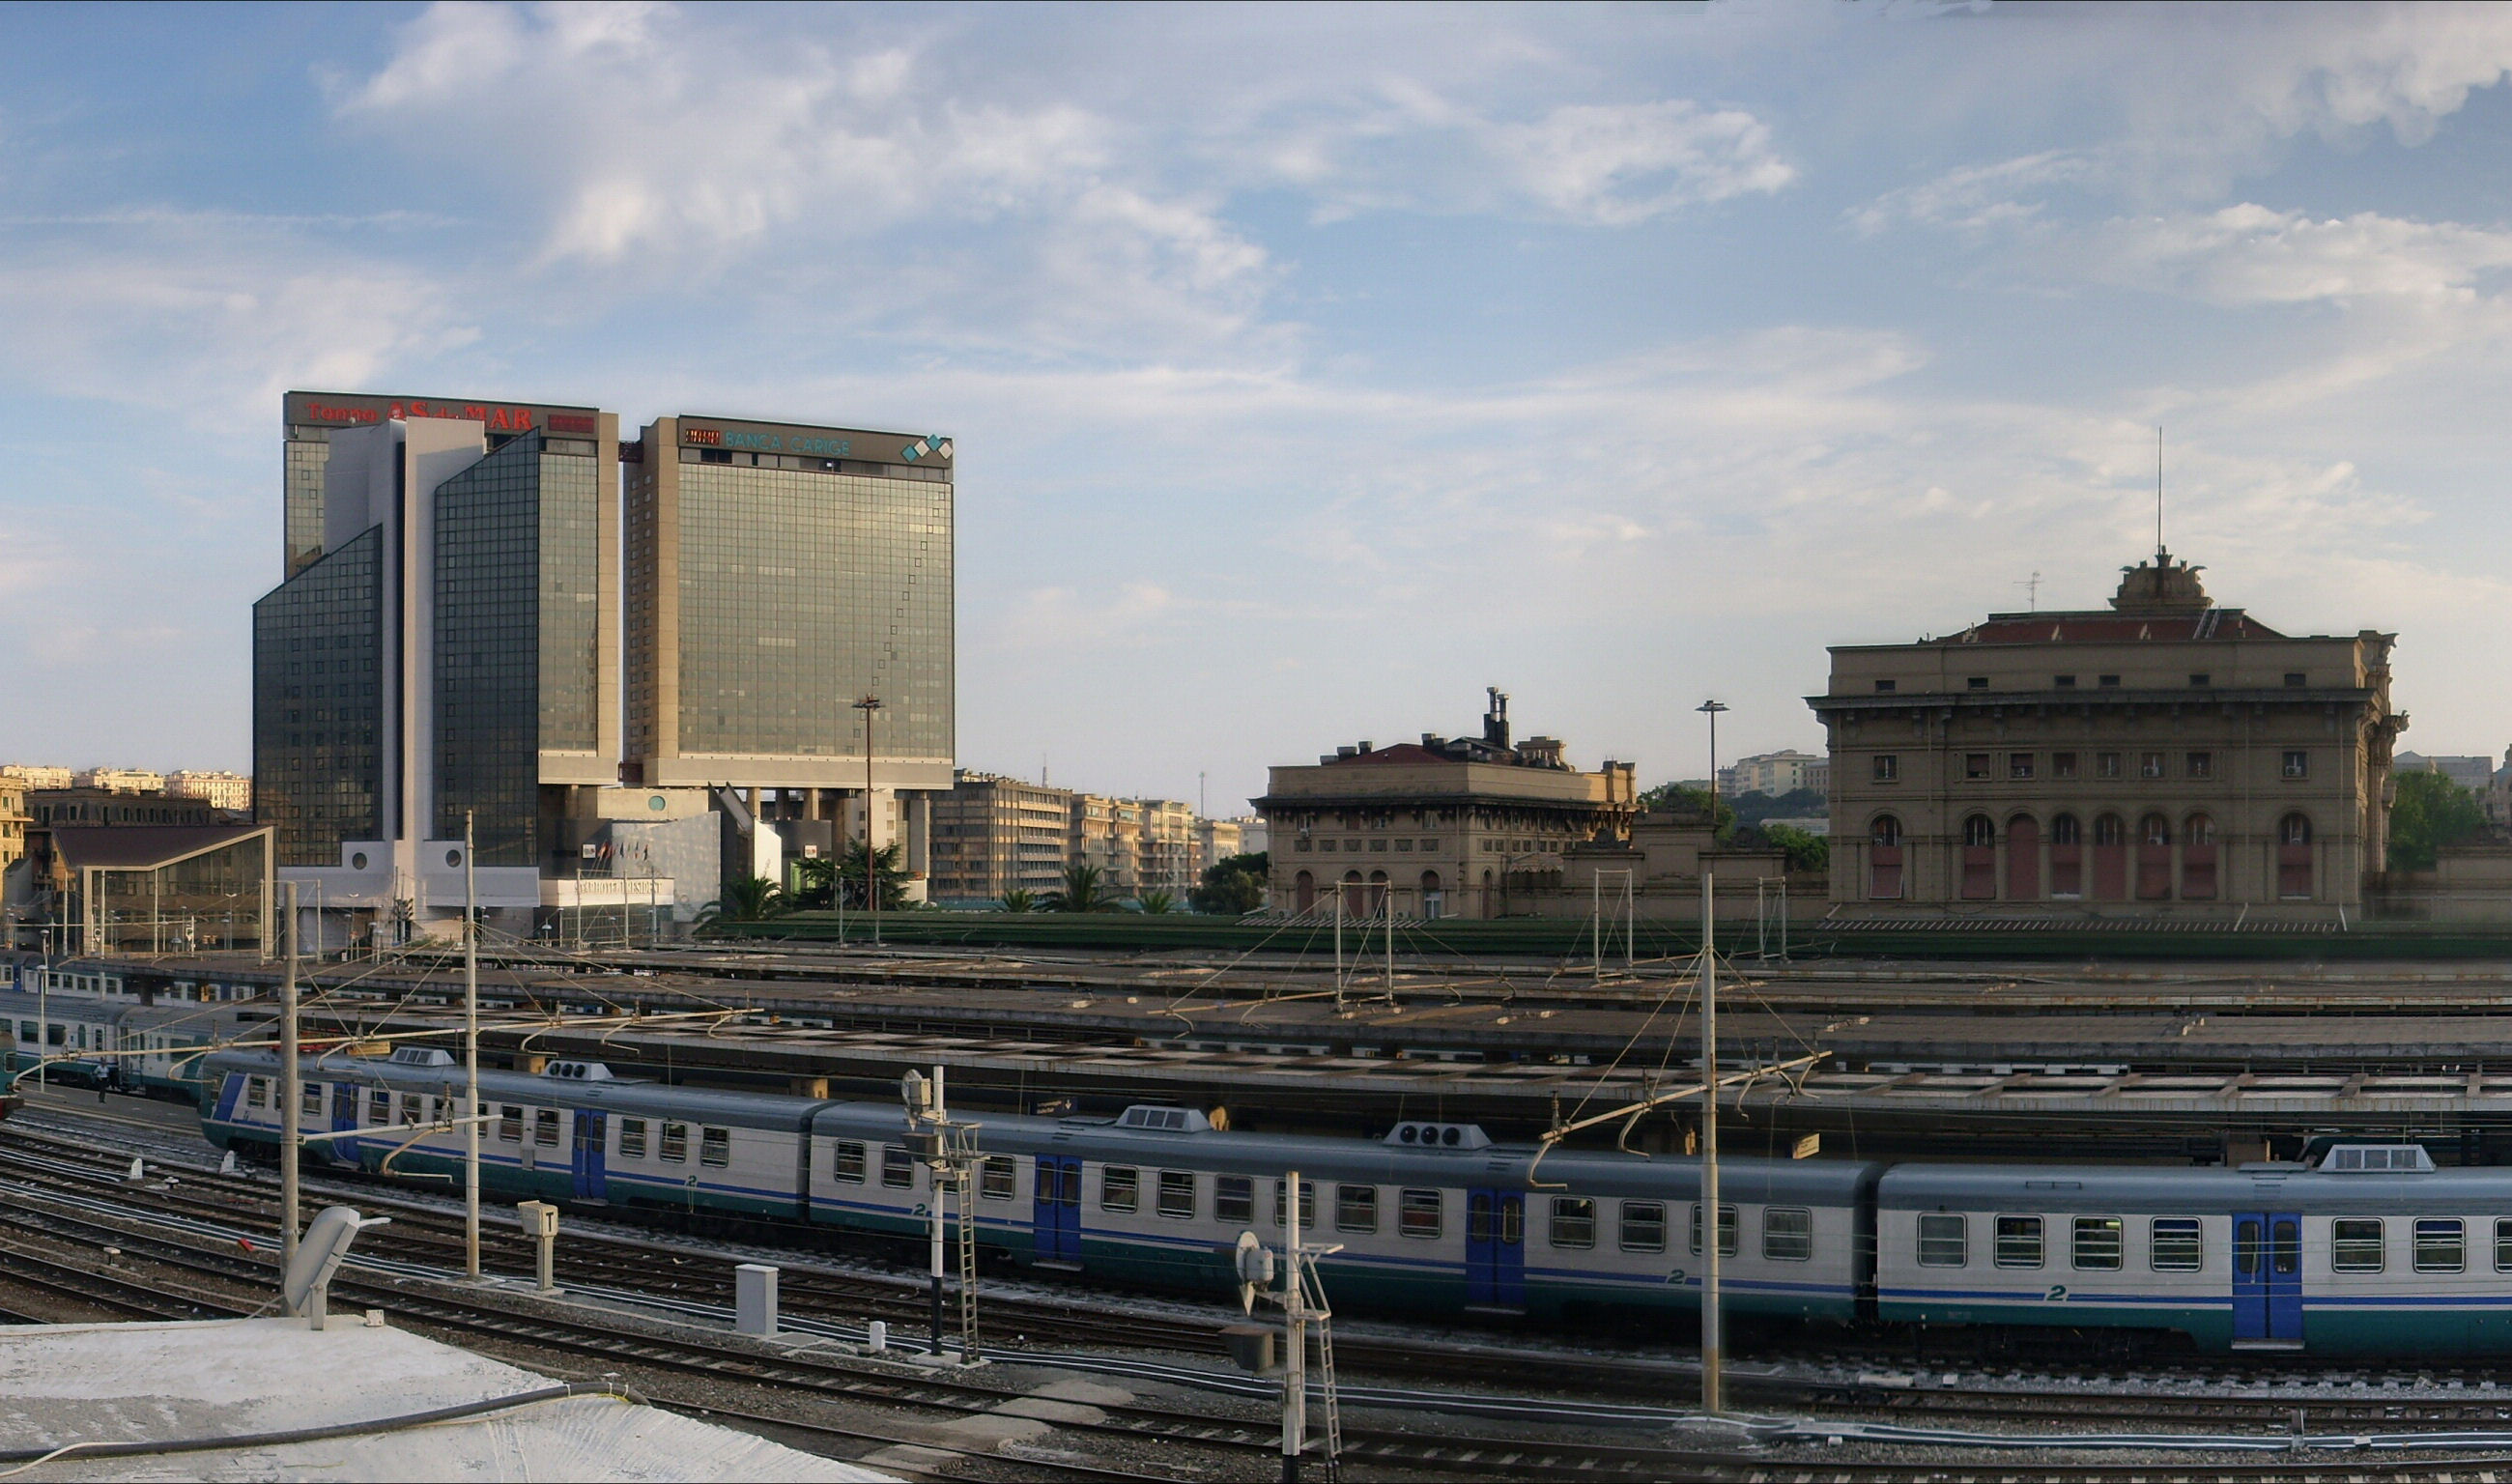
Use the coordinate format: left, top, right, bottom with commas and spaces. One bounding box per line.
1256, 691, 1639, 920
1810, 548, 2404, 918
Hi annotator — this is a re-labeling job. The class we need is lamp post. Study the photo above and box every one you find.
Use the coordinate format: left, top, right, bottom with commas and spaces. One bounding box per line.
1695, 698, 1727, 1416
854, 696, 884, 947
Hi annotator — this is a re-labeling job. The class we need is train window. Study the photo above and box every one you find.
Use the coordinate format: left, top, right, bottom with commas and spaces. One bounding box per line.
982, 1156, 1016, 1201
534, 1109, 560, 1148
246, 1076, 268, 1109
1688, 1203, 1739, 1258
1765, 1207, 1813, 1263
1159, 1171, 1198, 1220
1216, 1175, 1255, 1225
883, 1147, 915, 1189
2497, 1218, 2512, 1271
700, 1127, 731, 1167
2331, 1217, 2384, 1272
500, 1105, 523, 1143
661, 1123, 689, 1162
1336, 1184, 1378, 1236
400, 1093, 422, 1126
1271, 1180, 1318, 1230
2415, 1218, 2466, 1273
368, 1089, 390, 1125
832, 1140, 866, 1184
1401, 1188, 1442, 1241
301, 1083, 324, 1118
1994, 1215, 2043, 1269
2151, 1218, 2202, 1271
2071, 1216, 2123, 1270
619, 1119, 648, 1159
1619, 1201, 1667, 1253
1101, 1166, 1139, 1213
1551, 1197, 1596, 1250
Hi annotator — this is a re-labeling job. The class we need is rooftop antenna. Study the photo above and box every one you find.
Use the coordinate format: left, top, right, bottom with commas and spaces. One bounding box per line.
2015, 571, 2042, 614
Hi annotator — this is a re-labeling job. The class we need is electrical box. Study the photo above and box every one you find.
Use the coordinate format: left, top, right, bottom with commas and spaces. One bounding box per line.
516, 1200, 558, 1239
1221, 1323, 1275, 1374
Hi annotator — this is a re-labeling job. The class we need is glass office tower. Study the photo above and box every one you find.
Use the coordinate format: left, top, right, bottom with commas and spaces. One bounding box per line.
252, 528, 385, 865
624, 416, 955, 794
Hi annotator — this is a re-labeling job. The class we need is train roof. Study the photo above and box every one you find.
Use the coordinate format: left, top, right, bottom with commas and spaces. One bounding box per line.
204, 1048, 817, 1131
1879, 1161, 2512, 1213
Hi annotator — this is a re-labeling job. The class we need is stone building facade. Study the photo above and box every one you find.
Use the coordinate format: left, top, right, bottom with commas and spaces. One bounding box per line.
1810, 550, 2403, 918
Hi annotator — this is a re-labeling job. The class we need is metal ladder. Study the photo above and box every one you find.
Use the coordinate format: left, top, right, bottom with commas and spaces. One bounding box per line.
946, 1127, 982, 1360
1302, 1257, 1343, 1479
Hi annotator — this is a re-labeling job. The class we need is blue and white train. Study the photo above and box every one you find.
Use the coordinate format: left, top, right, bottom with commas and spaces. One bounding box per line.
195, 1047, 2512, 1354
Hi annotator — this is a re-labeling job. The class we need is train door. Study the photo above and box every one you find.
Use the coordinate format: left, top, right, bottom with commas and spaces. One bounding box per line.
1466, 1188, 1527, 1310
572, 1110, 609, 1201
330, 1080, 360, 1161
1034, 1156, 1082, 1268
2233, 1211, 2304, 1346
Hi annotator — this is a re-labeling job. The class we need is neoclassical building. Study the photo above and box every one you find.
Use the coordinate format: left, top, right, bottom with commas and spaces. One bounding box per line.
1810, 550, 2404, 919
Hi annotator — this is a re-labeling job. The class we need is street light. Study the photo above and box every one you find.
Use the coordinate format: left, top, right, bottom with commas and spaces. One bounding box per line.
1697, 699, 1729, 830
854, 695, 884, 948
1694, 696, 1728, 1415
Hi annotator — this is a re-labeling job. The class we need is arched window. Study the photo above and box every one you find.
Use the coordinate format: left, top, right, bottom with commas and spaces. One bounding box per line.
2140, 813, 2171, 846
2278, 813, 2314, 899
2050, 813, 2081, 845
1294, 870, 1315, 913
2135, 813, 2172, 899
1959, 814, 1996, 899
2184, 813, 2214, 846
1868, 814, 1904, 899
2181, 813, 2217, 899
2094, 813, 2126, 846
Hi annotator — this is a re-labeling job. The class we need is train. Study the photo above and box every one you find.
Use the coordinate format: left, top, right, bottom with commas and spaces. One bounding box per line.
188, 1046, 2512, 1355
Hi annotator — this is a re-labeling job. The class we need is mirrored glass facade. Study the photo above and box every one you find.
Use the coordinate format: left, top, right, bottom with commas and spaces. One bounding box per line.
253, 528, 384, 865
284, 429, 328, 578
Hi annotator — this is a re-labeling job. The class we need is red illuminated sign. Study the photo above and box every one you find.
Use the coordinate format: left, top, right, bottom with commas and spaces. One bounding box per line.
547, 414, 597, 435
681, 427, 722, 446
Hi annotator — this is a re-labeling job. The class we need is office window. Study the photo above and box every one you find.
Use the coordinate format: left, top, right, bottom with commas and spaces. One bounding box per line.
699, 1127, 730, 1167
1873, 754, 1898, 783
2009, 753, 2035, 780
982, 1156, 1016, 1200
1873, 678, 1897, 693
618, 1119, 648, 1159
1995, 1214, 2044, 1268
2098, 752, 2123, 780
2098, 673, 2120, 688
1101, 1166, 1139, 1213
661, 1122, 689, 1162
1918, 1213, 1967, 1267
2188, 672, 2211, 687
2285, 671, 2307, 687
2151, 1217, 2202, 1271
832, 1140, 866, 1184
2185, 751, 2213, 780
1400, 1188, 1442, 1240
1158, 1170, 1198, 1220
1551, 1197, 1596, 1249
2331, 1217, 2384, 1272
2046, 751, 2078, 780
1966, 676, 1989, 691
2138, 751, 2166, 779
1689, 1203, 1740, 1258
534, 1108, 560, 1148
883, 1147, 916, 1188
2416, 1218, 2466, 1273
1965, 754, 1991, 781
1216, 1175, 1254, 1224
1765, 1207, 1814, 1262
2054, 674, 2076, 688
2283, 750, 2309, 779
2072, 1216, 2123, 1270
1619, 1200, 1667, 1253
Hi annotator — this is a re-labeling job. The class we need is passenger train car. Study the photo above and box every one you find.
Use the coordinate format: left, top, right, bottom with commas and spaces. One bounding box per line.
199, 1047, 1872, 1326
194, 1047, 2512, 1354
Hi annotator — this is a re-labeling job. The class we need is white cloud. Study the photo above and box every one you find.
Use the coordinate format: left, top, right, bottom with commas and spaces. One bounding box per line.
2098, 204, 2512, 306
1488, 100, 1796, 224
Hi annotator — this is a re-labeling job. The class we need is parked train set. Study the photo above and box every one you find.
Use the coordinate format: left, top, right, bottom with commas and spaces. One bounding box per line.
190, 1046, 2512, 1356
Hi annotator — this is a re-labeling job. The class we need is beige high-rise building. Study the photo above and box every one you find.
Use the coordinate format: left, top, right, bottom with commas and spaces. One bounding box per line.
1130, 798, 1198, 899
0, 777, 27, 875
167, 770, 254, 813
1810, 549, 2403, 918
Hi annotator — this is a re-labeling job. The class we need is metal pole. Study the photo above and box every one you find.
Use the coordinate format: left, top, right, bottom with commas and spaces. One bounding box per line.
464, 811, 481, 1282
928, 1063, 945, 1354
280, 881, 300, 1270
870, 705, 881, 948
1283, 1169, 1305, 1484
1700, 871, 1723, 1415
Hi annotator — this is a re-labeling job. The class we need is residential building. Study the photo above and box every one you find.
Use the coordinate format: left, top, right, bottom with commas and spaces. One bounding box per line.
76, 767, 165, 795
1130, 797, 1198, 899
1810, 548, 2404, 917
167, 770, 254, 813
0, 765, 71, 791
2395, 752, 2494, 792
1256, 690, 1639, 920
28, 789, 215, 828
255, 397, 620, 941
1068, 793, 1136, 897
622, 414, 954, 882
0, 776, 25, 876
928, 771, 1075, 905
1719, 749, 1828, 797
1195, 816, 1249, 876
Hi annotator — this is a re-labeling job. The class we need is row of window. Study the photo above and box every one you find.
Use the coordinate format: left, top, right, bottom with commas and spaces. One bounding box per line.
1870, 812, 2314, 848
1296, 838, 1443, 853
1875, 672, 2310, 695
1912, 1214, 2512, 1274
1874, 750, 2309, 785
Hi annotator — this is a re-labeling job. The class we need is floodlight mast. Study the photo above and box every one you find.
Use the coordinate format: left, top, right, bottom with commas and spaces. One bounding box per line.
280, 880, 300, 1270
465, 810, 482, 1282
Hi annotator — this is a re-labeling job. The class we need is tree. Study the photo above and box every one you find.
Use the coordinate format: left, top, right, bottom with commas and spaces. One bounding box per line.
1189, 850, 1270, 915
999, 888, 1037, 914
1045, 862, 1115, 913
834, 838, 912, 910
699, 875, 785, 925
1760, 823, 1831, 874
1639, 783, 1734, 839
1137, 889, 1177, 914
2389, 769, 2488, 871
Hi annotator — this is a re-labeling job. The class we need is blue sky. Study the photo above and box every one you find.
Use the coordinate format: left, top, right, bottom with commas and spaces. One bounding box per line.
7, 2, 2512, 809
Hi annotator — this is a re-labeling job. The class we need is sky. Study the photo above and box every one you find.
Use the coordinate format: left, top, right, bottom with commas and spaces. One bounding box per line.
6, 2, 2512, 811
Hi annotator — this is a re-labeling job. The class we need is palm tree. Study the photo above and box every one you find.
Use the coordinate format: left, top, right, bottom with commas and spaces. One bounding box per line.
835, 839, 911, 909
1045, 862, 1112, 913
698, 875, 785, 926
1137, 889, 1177, 915
999, 888, 1037, 914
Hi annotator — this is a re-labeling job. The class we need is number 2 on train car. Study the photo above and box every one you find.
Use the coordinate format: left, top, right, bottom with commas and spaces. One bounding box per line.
1466, 1188, 1526, 1310
1035, 1156, 1082, 1267
2233, 1211, 2303, 1346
